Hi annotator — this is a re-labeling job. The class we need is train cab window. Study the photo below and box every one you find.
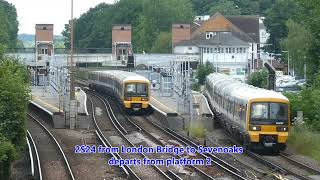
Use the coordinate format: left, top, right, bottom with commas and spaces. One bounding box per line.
251, 103, 268, 119
137, 83, 148, 96
125, 83, 148, 97
250, 102, 288, 125
270, 103, 288, 120
126, 84, 135, 94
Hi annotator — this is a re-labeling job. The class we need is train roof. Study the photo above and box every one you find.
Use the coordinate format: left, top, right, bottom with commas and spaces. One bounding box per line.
206, 73, 288, 102
93, 70, 149, 82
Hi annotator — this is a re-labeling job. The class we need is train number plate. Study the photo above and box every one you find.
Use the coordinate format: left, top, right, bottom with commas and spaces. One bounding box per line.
132, 103, 142, 108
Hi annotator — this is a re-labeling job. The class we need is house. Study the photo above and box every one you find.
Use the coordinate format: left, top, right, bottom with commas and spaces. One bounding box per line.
174, 13, 256, 81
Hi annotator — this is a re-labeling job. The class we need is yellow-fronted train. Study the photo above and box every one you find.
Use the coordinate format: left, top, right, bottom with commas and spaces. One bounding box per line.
87, 70, 152, 114
205, 73, 290, 152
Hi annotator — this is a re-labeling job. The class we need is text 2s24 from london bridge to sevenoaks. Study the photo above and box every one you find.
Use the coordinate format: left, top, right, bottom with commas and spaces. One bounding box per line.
74, 145, 243, 167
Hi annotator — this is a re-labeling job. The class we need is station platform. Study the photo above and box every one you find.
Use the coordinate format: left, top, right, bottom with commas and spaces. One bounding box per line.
150, 90, 179, 116
30, 86, 63, 115
192, 91, 213, 117
30, 86, 89, 128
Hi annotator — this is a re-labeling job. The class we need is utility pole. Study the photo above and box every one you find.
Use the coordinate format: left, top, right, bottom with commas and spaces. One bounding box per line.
69, 0, 77, 129
70, 0, 75, 100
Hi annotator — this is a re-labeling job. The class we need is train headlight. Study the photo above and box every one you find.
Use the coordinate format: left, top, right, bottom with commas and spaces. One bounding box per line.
249, 125, 261, 131
124, 97, 132, 101
276, 126, 288, 132
141, 97, 149, 101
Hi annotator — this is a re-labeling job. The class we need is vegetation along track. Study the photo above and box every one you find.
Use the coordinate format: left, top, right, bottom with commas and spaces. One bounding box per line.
87, 91, 171, 180
27, 113, 75, 180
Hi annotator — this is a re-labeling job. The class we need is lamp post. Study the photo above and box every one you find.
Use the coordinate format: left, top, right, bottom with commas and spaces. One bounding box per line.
282, 50, 289, 75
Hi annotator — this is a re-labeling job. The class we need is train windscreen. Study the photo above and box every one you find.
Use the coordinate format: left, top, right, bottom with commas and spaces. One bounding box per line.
250, 102, 288, 125
125, 83, 148, 97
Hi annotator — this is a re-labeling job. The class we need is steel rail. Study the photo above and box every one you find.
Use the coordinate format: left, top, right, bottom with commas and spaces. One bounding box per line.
246, 151, 312, 180
125, 115, 215, 180
26, 130, 43, 180
145, 116, 247, 180
88, 97, 139, 179
88, 92, 171, 180
280, 153, 320, 175
27, 114, 75, 180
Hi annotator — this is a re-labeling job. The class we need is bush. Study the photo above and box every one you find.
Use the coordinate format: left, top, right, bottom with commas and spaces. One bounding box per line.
196, 61, 214, 85
0, 58, 30, 151
188, 121, 206, 139
191, 83, 200, 91
288, 125, 320, 162
247, 69, 268, 88
0, 136, 16, 180
284, 75, 320, 131
0, 55, 30, 178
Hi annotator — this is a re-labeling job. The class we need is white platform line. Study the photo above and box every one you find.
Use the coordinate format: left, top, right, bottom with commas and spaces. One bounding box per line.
29, 100, 54, 116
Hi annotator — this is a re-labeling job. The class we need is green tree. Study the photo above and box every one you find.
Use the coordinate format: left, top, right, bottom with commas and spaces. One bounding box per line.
196, 61, 214, 85
151, 32, 172, 53
247, 69, 268, 89
259, 0, 275, 16
0, 0, 19, 49
294, 0, 320, 81
192, 0, 218, 15
0, 136, 16, 180
0, 49, 29, 178
0, 58, 30, 149
285, 74, 320, 131
281, 19, 312, 78
63, 0, 194, 53
134, 0, 194, 52
263, 0, 300, 54
209, 0, 241, 16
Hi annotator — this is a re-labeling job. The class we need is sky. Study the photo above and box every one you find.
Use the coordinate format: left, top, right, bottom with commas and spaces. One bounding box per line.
7, 0, 116, 35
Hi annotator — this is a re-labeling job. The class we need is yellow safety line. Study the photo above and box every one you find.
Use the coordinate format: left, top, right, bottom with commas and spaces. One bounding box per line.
33, 96, 62, 112
150, 96, 178, 114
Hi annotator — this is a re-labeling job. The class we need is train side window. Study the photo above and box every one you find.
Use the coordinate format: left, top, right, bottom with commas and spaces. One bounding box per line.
232, 101, 235, 117
240, 104, 247, 122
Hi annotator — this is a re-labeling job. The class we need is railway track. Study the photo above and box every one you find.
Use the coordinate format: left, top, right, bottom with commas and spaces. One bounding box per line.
105, 97, 217, 180
247, 151, 320, 180
27, 113, 75, 180
87, 91, 171, 180
279, 153, 320, 175
26, 130, 42, 180
246, 151, 319, 180
140, 115, 248, 180
95, 90, 250, 180
87, 96, 138, 179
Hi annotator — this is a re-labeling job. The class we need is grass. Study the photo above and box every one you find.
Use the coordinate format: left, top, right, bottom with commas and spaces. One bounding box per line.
287, 124, 320, 162
188, 121, 207, 139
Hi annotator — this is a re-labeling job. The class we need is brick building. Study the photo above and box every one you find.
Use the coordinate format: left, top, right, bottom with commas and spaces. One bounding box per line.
112, 25, 132, 64
35, 24, 54, 63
